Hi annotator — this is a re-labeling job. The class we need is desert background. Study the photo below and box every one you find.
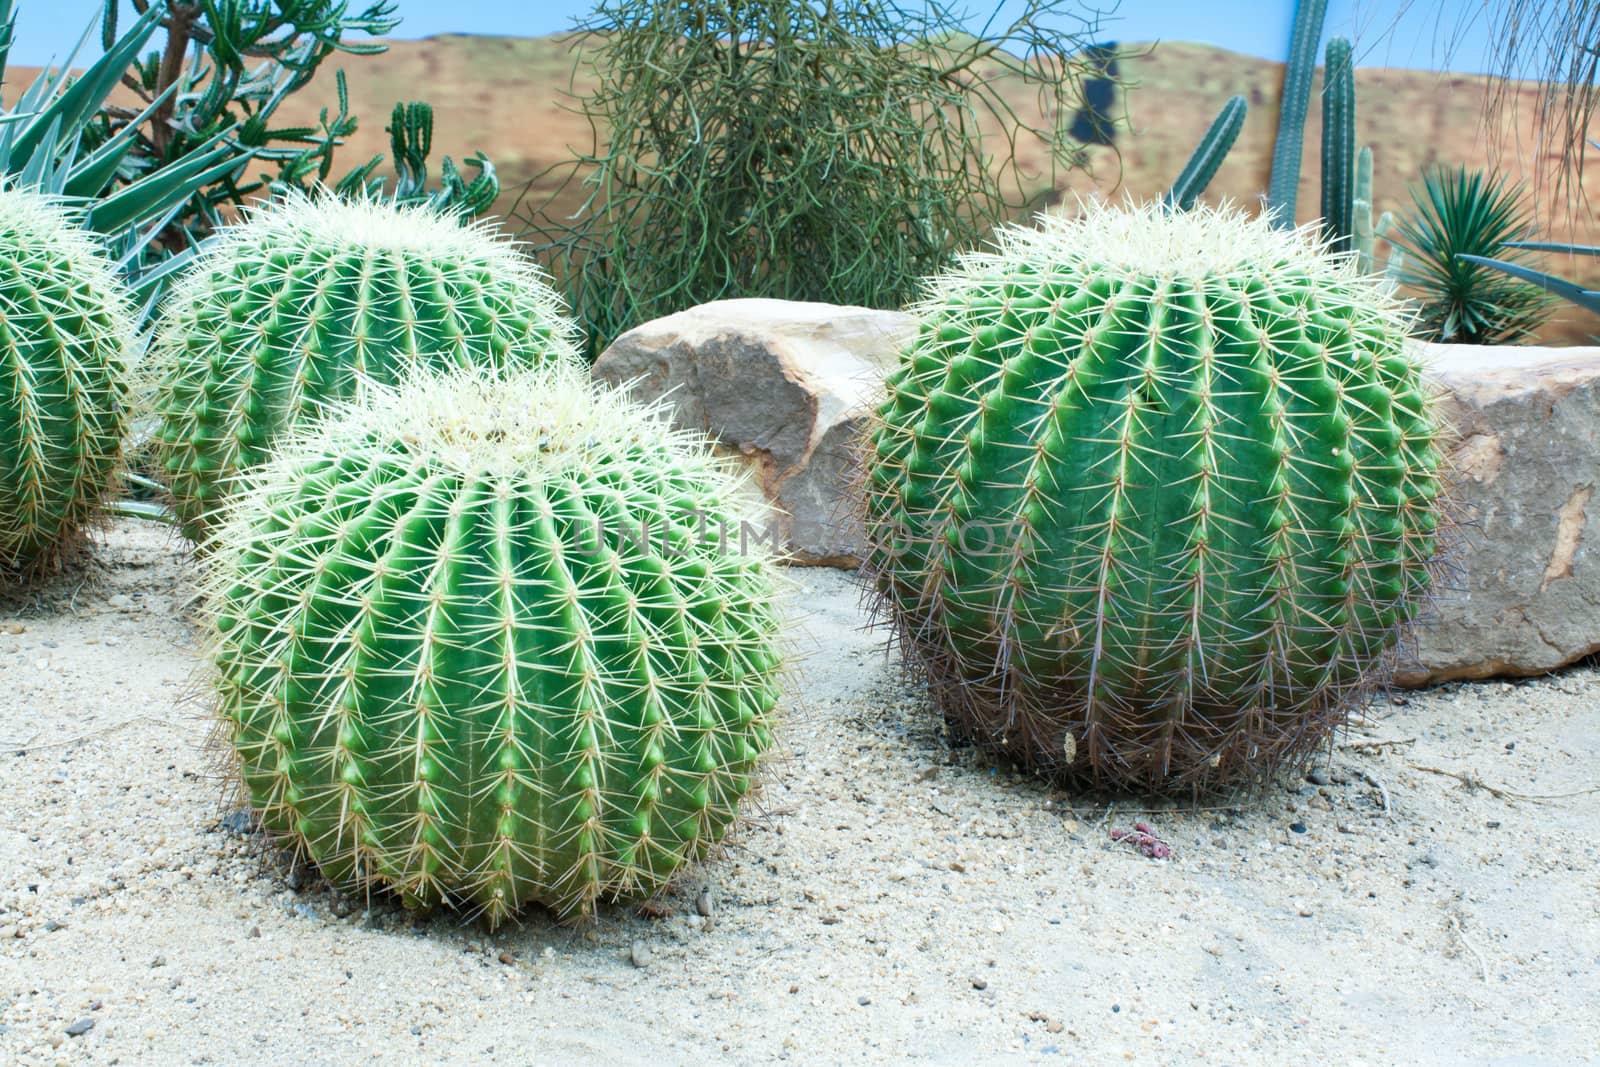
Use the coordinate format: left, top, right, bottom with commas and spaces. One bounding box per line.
37, 30, 1585, 344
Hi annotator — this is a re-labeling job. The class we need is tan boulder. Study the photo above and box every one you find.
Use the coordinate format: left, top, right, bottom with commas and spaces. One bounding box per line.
1401, 343, 1600, 685
592, 299, 916, 565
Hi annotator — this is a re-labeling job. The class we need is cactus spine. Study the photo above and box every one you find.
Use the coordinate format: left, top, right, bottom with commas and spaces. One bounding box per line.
207, 367, 784, 923
861, 201, 1445, 793
1165, 95, 1247, 212
0, 189, 135, 580
1321, 37, 1356, 251
147, 194, 580, 540
1267, 0, 1329, 226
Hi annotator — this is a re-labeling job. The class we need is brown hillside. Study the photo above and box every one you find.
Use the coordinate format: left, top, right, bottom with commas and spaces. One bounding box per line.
20, 33, 1596, 342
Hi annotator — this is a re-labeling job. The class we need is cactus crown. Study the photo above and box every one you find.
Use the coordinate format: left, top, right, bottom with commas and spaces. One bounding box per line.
145, 192, 580, 539
864, 199, 1444, 794
207, 366, 785, 923
0, 188, 135, 579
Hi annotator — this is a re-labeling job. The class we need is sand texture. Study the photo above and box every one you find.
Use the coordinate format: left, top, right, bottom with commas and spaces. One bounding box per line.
1, 521, 1597, 1064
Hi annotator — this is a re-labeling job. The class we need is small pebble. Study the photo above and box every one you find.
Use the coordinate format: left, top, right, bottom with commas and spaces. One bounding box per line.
65, 1019, 94, 1038
630, 941, 652, 968
498, 951, 515, 966
971, 978, 988, 991
1305, 771, 1330, 786
857, 995, 871, 1006
695, 887, 714, 918
1289, 822, 1308, 834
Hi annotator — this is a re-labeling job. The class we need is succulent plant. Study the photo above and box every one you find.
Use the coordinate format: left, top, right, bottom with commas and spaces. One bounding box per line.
146, 194, 580, 539
1164, 95, 1246, 212
0, 189, 136, 581
1266, 0, 1328, 227
860, 201, 1446, 793
1392, 166, 1557, 344
206, 366, 784, 923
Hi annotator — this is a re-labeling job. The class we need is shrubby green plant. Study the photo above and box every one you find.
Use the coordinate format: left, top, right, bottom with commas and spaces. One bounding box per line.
0, 189, 136, 581
207, 366, 784, 923
95, 1, 498, 256
1391, 166, 1557, 344
146, 193, 579, 540
0, 1, 250, 308
860, 201, 1445, 794
520, 0, 1120, 358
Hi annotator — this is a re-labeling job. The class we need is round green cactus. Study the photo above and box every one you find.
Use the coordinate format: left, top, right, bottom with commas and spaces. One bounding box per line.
0, 190, 135, 580
146, 194, 580, 539
862, 201, 1445, 793
207, 366, 784, 923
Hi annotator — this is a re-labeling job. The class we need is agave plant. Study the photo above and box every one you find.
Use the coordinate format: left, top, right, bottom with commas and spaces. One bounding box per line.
1461, 241, 1600, 319
0, 1, 250, 309
99, 0, 499, 249
0, 0, 499, 326
1391, 166, 1557, 344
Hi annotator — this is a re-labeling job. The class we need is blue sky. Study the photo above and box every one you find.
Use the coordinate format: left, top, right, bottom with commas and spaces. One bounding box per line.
9, 1, 1507, 75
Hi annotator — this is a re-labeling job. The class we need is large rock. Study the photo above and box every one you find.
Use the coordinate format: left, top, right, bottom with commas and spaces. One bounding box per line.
592, 299, 916, 565
1401, 343, 1600, 685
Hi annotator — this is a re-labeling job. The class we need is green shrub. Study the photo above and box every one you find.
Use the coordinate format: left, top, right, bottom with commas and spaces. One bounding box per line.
521, 0, 1120, 357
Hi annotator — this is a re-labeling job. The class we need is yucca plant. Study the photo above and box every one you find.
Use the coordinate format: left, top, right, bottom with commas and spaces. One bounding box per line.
1391, 166, 1557, 344
207, 367, 784, 923
860, 201, 1446, 794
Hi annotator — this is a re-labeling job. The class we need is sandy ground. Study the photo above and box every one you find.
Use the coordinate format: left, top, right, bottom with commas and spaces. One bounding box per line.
1, 520, 1597, 1066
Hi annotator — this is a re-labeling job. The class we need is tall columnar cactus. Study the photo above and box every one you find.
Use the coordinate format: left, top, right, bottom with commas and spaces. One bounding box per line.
146, 194, 580, 539
207, 367, 785, 923
1352, 145, 1376, 273
0, 189, 136, 580
860, 201, 1445, 793
1267, 0, 1328, 226
1320, 37, 1356, 251
1164, 95, 1247, 212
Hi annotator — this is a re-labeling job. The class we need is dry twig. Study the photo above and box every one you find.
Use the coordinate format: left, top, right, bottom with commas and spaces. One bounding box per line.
1361, 770, 1392, 816
1408, 763, 1600, 802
